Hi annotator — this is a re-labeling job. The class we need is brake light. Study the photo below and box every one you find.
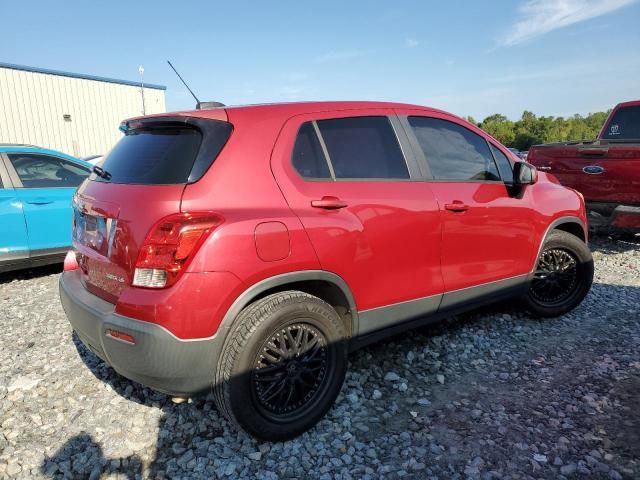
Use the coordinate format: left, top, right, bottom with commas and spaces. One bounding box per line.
133, 212, 222, 288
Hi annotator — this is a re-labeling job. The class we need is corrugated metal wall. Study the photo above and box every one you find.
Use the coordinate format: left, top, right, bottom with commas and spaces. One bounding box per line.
0, 66, 166, 158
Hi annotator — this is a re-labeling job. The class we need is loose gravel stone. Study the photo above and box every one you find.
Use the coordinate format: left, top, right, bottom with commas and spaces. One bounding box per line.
1, 235, 639, 479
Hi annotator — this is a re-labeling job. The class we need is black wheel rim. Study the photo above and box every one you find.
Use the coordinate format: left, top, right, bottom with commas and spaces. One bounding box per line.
252, 323, 328, 417
530, 248, 579, 305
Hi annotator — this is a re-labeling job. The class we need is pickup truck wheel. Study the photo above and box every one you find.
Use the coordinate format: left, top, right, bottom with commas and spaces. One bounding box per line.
523, 230, 594, 317
213, 291, 348, 441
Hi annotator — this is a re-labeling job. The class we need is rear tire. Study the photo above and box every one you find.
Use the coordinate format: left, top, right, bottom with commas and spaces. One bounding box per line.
522, 230, 593, 317
213, 291, 348, 441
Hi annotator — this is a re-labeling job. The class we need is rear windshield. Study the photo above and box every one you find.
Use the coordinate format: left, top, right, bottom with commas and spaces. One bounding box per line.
97, 127, 201, 184
602, 105, 640, 140
96, 119, 232, 184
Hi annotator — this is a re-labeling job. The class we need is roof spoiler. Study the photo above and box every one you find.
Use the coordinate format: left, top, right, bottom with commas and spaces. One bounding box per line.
196, 101, 225, 110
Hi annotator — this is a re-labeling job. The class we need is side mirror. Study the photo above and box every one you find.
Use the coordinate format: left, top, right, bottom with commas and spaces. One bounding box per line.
513, 161, 537, 186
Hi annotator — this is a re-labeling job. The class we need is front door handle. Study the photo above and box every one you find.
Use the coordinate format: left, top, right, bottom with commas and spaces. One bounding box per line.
311, 196, 348, 210
26, 198, 53, 205
444, 202, 469, 212
537, 166, 552, 171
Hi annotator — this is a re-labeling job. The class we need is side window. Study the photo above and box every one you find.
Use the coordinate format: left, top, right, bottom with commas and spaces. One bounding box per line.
8, 153, 90, 188
489, 144, 514, 183
292, 122, 331, 179
316, 116, 409, 179
408, 117, 500, 181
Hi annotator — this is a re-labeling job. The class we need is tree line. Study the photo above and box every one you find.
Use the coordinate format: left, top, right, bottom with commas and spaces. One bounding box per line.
466, 110, 610, 151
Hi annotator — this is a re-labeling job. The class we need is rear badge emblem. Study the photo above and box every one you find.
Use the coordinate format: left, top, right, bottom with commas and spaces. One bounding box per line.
105, 273, 125, 283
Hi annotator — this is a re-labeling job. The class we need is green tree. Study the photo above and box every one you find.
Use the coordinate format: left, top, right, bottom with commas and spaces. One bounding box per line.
476, 109, 610, 149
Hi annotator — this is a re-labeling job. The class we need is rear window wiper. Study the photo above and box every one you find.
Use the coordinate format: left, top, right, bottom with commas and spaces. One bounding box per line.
93, 166, 112, 181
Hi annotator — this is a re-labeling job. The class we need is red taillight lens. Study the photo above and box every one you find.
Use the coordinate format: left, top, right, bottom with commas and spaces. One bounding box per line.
105, 329, 136, 344
63, 250, 79, 271
133, 212, 222, 288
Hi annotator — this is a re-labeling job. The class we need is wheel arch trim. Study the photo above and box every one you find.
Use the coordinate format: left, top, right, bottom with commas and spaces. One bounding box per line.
531, 216, 587, 273
219, 270, 359, 338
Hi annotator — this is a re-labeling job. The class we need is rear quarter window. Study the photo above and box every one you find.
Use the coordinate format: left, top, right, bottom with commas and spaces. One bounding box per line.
292, 122, 331, 179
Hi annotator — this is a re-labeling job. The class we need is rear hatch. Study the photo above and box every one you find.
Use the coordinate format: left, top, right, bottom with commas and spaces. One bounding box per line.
72, 115, 232, 303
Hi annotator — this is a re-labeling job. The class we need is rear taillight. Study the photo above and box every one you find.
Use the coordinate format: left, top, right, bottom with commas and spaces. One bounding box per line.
133, 212, 222, 288
63, 250, 79, 271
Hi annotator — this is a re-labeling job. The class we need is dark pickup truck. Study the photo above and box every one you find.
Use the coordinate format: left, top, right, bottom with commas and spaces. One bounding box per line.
528, 100, 640, 231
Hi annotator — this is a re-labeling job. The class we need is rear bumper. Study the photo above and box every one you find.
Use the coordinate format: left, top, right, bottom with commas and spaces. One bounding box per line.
59, 270, 223, 396
587, 203, 640, 231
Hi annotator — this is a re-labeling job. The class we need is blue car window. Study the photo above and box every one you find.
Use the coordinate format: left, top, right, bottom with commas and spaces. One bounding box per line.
8, 153, 90, 188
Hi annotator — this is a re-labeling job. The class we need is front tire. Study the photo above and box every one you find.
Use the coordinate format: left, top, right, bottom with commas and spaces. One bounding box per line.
522, 230, 594, 317
213, 291, 348, 441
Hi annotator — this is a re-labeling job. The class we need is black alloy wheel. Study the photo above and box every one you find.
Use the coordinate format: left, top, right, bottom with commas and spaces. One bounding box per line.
522, 230, 594, 317
214, 291, 348, 441
252, 323, 329, 417
530, 248, 579, 305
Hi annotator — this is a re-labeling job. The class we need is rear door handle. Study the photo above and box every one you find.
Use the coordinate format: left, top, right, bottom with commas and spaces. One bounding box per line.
26, 198, 53, 205
311, 196, 348, 210
537, 166, 552, 171
444, 202, 469, 212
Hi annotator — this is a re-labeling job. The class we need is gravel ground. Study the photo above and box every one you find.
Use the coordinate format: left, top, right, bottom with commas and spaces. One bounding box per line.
0, 234, 639, 479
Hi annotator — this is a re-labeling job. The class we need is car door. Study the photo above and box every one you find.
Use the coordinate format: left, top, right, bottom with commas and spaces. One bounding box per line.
399, 111, 536, 303
5, 152, 90, 253
0, 156, 30, 268
271, 110, 444, 335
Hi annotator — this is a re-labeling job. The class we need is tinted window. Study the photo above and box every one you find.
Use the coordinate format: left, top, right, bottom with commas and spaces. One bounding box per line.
490, 144, 514, 183
602, 105, 640, 140
8, 153, 90, 188
292, 122, 331, 178
408, 117, 500, 181
98, 127, 202, 184
317, 116, 409, 179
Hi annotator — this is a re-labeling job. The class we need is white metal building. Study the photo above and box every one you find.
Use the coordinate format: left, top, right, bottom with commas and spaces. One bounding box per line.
0, 62, 166, 158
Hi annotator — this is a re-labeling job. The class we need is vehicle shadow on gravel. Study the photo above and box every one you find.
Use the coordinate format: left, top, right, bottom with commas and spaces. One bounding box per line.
41, 281, 639, 478
40, 432, 143, 479
39, 334, 227, 478
0, 263, 62, 285
588, 231, 640, 253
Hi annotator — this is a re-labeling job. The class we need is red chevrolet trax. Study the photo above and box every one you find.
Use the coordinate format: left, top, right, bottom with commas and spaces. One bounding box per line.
60, 101, 594, 441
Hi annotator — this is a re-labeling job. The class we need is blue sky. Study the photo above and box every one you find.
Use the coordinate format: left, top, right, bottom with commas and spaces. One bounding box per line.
1, 0, 639, 120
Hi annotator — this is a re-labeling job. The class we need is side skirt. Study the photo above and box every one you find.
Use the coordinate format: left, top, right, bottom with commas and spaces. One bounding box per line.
350, 274, 530, 352
0, 248, 67, 274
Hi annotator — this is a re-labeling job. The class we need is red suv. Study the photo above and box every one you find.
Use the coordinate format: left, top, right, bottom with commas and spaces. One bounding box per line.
60, 101, 594, 440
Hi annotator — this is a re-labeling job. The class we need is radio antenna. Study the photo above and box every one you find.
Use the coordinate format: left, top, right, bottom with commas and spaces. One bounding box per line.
167, 60, 200, 105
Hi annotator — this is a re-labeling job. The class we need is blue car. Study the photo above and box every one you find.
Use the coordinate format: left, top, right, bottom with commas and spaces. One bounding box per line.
0, 144, 92, 272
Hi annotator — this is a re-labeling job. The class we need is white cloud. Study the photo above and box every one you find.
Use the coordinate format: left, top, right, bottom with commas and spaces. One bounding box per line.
405, 38, 419, 48
316, 50, 368, 62
499, 0, 637, 46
